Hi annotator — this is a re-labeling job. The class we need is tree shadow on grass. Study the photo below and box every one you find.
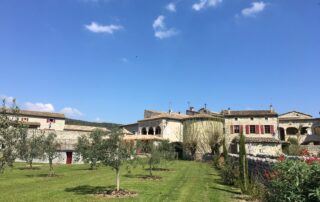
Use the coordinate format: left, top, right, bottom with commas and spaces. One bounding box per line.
144, 168, 172, 171
210, 186, 241, 195
25, 173, 63, 178
65, 185, 114, 195
124, 174, 162, 180
18, 167, 41, 170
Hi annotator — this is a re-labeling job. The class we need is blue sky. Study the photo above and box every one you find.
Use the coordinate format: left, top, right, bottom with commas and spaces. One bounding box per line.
0, 0, 319, 124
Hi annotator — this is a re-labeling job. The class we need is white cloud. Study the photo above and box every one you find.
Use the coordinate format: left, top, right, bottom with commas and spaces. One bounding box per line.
153, 15, 166, 30
152, 15, 177, 39
154, 29, 177, 39
192, 0, 222, 11
84, 22, 123, 34
24, 102, 55, 112
60, 107, 84, 117
166, 2, 176, 12
242, 2, 266, 17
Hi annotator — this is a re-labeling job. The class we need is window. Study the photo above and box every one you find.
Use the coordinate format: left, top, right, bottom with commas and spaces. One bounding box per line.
47, 118, 55, 123
264, 125, 271, 134
250, 125, 256, 133
265, 117, 268, 120
250, 117, 254, 121
234, 125, 240, 133
21, 117, 29, 122
235, 117, 238, 121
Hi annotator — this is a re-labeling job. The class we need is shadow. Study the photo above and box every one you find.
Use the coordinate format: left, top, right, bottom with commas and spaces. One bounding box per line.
144, 168, 171, 171
25, 173, 63, 178
210, 186, 241, 195
18, 167, 41, 170
65, 185, 114, 195
124, 174, 162, 180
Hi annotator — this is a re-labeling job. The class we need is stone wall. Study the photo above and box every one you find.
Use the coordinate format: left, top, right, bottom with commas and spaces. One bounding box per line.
228, 154, 276, 180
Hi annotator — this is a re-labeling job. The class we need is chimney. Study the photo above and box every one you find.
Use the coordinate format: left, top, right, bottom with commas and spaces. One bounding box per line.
169, 109, 172, 114
189, 106, 194, 111
270, 104, 273, 112
228, 107, 231, 114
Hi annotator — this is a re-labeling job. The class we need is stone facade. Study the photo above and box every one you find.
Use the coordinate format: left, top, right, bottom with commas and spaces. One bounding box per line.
279, 111, 320, 144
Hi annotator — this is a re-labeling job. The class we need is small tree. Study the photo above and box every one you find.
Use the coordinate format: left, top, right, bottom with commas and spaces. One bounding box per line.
43, 133, 61, 176
222, 137, 228, 161
239, 133, 249, 193
99, 128, 132, 191
17, 129, 45, 168
74, 129, 106, 169
0, 99, 23, 173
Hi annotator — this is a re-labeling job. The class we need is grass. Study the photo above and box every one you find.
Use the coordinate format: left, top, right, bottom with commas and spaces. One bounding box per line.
0, 161, 241, 202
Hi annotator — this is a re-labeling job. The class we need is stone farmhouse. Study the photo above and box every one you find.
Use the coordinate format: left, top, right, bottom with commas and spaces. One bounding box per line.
123, 106, 320, 158
3, 109, 108, 164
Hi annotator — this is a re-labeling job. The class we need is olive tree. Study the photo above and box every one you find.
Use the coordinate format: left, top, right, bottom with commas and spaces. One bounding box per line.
74, 129, 106, 169
0, 99, 23, 173
43, 132, 61, 176
99, 128, 133, 191
17, 129, 45, 169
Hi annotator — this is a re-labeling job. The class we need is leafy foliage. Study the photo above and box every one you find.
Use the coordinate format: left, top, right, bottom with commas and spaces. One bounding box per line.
136, 140, 175, 176
99, 128, 133, 191
17, 129, 45, 168
43, 133, 61, 176
267, 160, 320, 202
239, 133, 249, 193
0, 99, 23, 173
74, 129, 106, 169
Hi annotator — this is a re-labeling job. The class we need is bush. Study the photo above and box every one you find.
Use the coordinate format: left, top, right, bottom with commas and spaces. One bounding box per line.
221, 159, 237, 185
267, 159, 320, 202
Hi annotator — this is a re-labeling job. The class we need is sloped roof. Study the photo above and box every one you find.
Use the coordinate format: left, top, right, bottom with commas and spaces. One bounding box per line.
279, 111, 313, 120
138, 112, 190, 122
221, 110, 278, 117
0, 108, 65, 119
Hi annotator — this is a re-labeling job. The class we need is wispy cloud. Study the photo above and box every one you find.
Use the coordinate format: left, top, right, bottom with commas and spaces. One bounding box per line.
84, 22, 123, 34
152, 15, 177, 39
192, 0, 222, 11
241, 2, 266, 17
24, 102, 55, 112
60, 107, 84, 117
166, 2, 176, 12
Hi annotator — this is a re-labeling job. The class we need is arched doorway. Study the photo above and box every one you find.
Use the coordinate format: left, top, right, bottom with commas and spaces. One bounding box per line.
301, 127, 309, 135
141, 127, 147, 135
286, 127, 298, 135
148, 127, 154, 135
279, 127, 285, 141
155, 126, 161, 135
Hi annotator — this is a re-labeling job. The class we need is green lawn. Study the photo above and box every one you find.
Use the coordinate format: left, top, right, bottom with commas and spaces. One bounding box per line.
0, 161, 240, 202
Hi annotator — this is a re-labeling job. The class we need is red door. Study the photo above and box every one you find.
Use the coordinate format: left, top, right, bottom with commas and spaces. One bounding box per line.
66, 152, 72, 164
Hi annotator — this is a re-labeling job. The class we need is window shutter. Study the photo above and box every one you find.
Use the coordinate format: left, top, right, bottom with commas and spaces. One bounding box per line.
261, 125, 264, 134
246, 125, 249, 134
230, 125, 234, 134
256, 125, 260, 134
240, 125, 243, 134
271, 125, 274, 134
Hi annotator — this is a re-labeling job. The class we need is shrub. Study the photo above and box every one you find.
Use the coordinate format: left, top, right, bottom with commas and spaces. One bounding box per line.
221, 159, 237, 185
267, 159, 320, 202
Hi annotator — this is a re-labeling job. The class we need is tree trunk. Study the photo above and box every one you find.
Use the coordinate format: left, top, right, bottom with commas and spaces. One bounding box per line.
149, 161, 153, 176
49, 158, 54, 176
29, 160, 32, 169
116, 168, 120, 191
